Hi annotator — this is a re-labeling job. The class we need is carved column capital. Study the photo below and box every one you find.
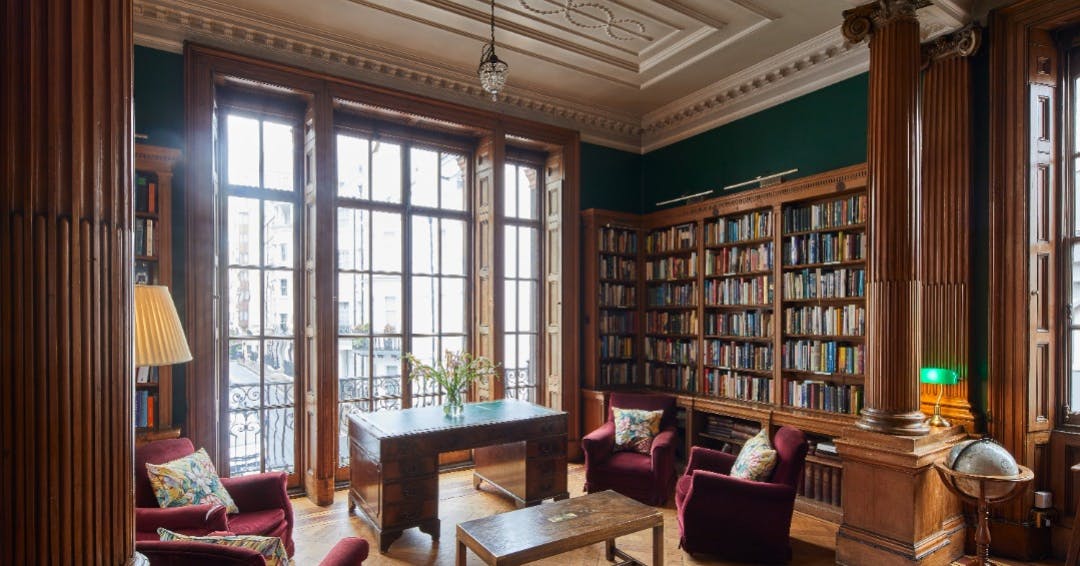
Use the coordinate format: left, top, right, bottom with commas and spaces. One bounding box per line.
842, 0, 930, 43
922, 24, 982, 64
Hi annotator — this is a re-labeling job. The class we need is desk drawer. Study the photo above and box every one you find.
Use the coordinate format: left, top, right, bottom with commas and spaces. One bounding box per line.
383, 476, 437, 504
527, 436, 566, 459
382, 498, 437, 527
382, 456, 436, 480
526, 457, 567, 497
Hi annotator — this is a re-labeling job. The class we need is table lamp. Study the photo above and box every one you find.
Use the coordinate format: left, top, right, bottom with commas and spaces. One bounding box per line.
920, 367, 958, 428
135, 284, 192, 367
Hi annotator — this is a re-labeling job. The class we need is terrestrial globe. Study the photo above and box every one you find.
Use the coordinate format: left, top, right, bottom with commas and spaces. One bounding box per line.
945, 439, 1021, 499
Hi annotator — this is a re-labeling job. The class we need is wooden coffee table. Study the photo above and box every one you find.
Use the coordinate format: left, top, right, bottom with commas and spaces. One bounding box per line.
455, 490, 663, 565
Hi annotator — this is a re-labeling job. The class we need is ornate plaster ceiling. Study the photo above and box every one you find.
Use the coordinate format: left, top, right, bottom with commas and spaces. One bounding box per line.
134, 0, 972, 152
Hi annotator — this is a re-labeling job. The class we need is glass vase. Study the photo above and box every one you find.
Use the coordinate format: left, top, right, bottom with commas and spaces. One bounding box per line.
443, 385, 466, 418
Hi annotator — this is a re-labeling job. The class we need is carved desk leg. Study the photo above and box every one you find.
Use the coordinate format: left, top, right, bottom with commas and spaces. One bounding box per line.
419, 518, 441, 541
379, 529, 404, 553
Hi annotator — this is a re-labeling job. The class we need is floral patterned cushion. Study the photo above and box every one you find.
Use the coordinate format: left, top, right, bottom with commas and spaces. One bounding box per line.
613, 407, 664, 454
146, 448, 239, 513
730, 429, 778, 482
158, 528, 289, 565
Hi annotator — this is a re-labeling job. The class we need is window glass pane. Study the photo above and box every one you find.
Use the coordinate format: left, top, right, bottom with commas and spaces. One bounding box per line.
264, 270, 294, 337
228, 268, 262, 337
503, 279, 517, 332
263, 407, 295, 473
263, 339, 295, 406
518, 166, 539, 220
441, 153, 466, 211
337, 134, 369, 200
518, 227, 538, 279
504, 225, 518, 279
441, 219, 466, 276
411, 216, 438, 275
263, 201, 294, 268
410, 148, 439, 208
442, 335, 464, 355
1073, 330, 1080, 412
1072, 245, 1080, 311
411, 276, 439, 335
518, 334, 536, 381
338, 273, 370, 335
339, 337, 371, 384
1075, 160, 1080, 236
410, 336, 437, 365
373, 275, 402, 334
504, 163, 518, 218
371, 141, 402, 203
262, 121, 295, 191
373, 337, 403, 409
227, 115, 260, 188
372, 212, 402, 272
227, 339, 262, 476
228, 197, 261, 266
442, 278, 465, 334
503, 334, 518, 373
519, 281, 537, 332
337, 208, 369, 272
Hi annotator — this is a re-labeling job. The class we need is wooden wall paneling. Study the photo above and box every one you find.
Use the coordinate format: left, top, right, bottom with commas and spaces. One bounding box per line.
1, 0, 135, 562
472, 132, 504, 401
919, 30, 980, 432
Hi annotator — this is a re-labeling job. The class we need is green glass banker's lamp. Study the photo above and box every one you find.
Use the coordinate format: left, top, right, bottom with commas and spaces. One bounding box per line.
921, 367, 959, 428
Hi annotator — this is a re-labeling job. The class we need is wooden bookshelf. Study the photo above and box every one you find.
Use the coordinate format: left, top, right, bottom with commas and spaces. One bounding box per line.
134, 144, 182, 444
579, 164, 869, 523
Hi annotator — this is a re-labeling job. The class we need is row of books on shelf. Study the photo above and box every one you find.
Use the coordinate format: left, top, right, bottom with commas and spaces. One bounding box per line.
600, 336, 634, 359
599, 227, 637, 254
136, 366, 160, 383
800, 458, 842, 507
704, 244, 772, 276
600, 255, 636, 280
135, 217, 157, 256
702, 414, 761, 441
645, 223, 695, 253
705, 310, 772, 338
647, 282, 697, 307
704, 369, 772, 403
646, 253, 697, 280
705, 340, 772, 371
782, 194, 867, 233
783, 232, 865, 266
646, 310, 698, 334
705, 211, 772, 245
599, 362, 637, 386
645, 338, 697, 364
782, 268, 866, 300
135, 174, 159, 214
704, 276, 772, 306
135, 390, 157, 429
600, 311, 636, 333
782, 340, 865, 375
784, 304, 866, 337
785, 380, 863, 415
600, 282, 636, 307
646, 364, 696, 392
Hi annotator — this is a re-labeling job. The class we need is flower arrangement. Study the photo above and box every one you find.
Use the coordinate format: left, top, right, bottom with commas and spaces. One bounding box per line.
404, 351, 499, 417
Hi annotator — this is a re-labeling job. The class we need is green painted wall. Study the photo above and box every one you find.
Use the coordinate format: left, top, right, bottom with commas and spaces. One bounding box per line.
580, 142, 642, 214
135, 45, 188, 423
641, 73, 869, 211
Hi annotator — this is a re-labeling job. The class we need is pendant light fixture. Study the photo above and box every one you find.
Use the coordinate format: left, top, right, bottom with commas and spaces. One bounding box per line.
478, 0, 508, 102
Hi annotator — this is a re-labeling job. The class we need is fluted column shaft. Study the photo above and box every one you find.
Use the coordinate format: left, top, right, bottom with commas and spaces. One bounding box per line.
1, 0, 135, 563
848, 2, 929, 435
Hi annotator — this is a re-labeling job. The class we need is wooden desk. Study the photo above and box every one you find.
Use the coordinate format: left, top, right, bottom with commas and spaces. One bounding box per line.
347, 399, 569, 552
456, 490, 663, 566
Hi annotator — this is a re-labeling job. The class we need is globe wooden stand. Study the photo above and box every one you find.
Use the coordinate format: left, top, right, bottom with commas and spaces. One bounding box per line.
933, 461, 1034, 566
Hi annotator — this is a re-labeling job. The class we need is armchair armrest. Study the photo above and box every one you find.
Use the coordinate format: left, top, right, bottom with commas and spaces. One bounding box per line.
686, 445, 736, 476
688, 469, 796, 509
135, 504, 228, 534
221, 471, 291, 515
136, 540, 266, 565
650, 428, 678, 475
581, 422, 615, 465
319, 537, 370, 566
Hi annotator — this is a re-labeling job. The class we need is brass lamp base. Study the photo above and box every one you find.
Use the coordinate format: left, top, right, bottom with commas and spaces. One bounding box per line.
927, 384, 951, 428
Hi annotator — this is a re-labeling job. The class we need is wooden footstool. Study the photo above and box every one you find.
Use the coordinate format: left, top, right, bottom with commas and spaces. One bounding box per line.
456, 490, 663, 565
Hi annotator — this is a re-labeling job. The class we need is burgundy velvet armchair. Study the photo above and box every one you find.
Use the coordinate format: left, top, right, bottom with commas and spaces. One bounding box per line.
582, 392, 678, 506
675, 425, 809, 563
137, 536, 369, 565
135, 438, 296, 556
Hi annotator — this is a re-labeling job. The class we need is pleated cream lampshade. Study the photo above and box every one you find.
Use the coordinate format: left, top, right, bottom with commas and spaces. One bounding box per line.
134, 284, 193, 367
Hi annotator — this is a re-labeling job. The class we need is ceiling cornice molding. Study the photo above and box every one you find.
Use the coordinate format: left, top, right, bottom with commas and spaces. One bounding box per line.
639, 28, 868, 152
133, 0, 644, 148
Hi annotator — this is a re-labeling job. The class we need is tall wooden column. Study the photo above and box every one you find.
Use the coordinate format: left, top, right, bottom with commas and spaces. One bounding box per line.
1, 0, 136, 564
920, 27, 981, 432
846, 0, 929, 437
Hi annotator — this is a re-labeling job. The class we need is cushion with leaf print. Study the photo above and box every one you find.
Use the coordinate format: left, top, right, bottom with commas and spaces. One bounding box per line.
146, 448, 239, 513
613, 407, 664, 454
157, 528, 289, 566
730, 428, 777, 482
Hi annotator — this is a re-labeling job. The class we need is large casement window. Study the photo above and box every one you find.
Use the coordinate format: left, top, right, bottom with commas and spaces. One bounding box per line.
218, 105, 303, 481
1065, 45, 1080, 421
335, 126, 471, 467
502, 161, 542, 402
